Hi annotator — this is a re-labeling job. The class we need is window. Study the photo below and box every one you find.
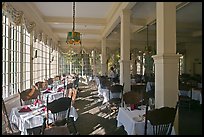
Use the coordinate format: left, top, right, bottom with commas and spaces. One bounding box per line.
2, 9, 59, 99
179, 54, 184, 75
2, 13, 22, 98
22, 27, 31, 90
10, 23, 21, 95
2, 14, 9, 98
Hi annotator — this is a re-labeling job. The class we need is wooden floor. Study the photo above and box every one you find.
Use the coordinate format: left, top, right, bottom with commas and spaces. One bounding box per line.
74, 83, 202, 135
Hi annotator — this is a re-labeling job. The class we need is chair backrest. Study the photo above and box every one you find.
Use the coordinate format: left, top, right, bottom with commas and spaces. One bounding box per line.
108, 84, 124, 100
46, 97, 72, 124
18, 85, 40, 106
109, 84, 123, 93
35, 81, 47, 91
47, 78, 54, 85
99, 76, 112, 89
54, 75, 61, 81
122, 91, 142, 105
42, 97, 72, 135
144, 102, 179, 135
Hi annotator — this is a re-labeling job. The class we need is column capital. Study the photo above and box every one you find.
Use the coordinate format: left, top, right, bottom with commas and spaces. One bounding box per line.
152, 53, 181, 60
120, 9, 131, 17
152, 53, 181, 64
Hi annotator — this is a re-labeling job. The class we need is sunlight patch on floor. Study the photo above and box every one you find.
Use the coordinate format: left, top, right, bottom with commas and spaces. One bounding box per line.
81, 106, 100, 115
90, 124, 106, 135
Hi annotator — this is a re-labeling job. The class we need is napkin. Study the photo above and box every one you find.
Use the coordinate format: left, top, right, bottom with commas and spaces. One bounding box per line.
41, 106, 47, 112
46, 88, 52, 91
57, 87, 64, 92
18, 106, 32, 113
130, 104, 137, 110
43, 90, 51, 94
34, 99, 42, 106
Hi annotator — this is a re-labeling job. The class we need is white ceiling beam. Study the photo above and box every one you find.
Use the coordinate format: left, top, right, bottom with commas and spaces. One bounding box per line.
102, 2, 137, 38
131, 18, 147, 26
132, 2, 191, 33
44, 16, 106, 26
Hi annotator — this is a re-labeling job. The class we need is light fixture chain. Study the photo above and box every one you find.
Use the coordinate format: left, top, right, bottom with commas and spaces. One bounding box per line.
147, 25, 148, 47
73, 2, 75, 32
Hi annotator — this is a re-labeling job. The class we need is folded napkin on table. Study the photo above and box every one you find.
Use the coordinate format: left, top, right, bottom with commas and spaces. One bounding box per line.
34, 99, 42, 106
46, 88, 52, 91
41, 106, 47, 112
18, 106, 32, 113
57, 87, 64, 92
130, 104, 137, 110
43, 90, 51, 94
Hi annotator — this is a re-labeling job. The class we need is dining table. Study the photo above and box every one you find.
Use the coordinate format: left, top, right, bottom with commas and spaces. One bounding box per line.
116, 106, 175, 135
9, 103, 78, 135
191, 88, 202, 104
40, 89, 64, 103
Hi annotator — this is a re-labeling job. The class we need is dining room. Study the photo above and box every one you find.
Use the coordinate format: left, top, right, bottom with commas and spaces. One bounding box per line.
2, 2, 202, 135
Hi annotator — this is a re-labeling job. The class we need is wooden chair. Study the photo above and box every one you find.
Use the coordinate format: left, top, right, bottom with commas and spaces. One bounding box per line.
2, 98, 21, 135
122, 91, 142, 108
47, 78, 54, 85
18, 85, 40, 106
178, 82, 193, 111
54, 75, 61, 81
108, 84, 124, 110
144, 101, 179, 135
41, 97, 78, 135
35, 81, 47, 91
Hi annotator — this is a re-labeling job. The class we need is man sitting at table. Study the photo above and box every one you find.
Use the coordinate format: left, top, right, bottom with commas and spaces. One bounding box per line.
109, 67, 116, 82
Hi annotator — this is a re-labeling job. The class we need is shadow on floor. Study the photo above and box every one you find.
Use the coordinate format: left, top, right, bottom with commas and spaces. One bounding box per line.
75, 85, 202, 135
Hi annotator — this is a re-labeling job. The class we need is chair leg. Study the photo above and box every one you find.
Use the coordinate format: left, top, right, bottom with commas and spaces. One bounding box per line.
71, 118, 78, 135
67, 117, 78, 135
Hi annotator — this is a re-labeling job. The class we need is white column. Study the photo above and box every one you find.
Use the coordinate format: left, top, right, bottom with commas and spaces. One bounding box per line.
101, 38, 107, 76
120, 9, 131, 93
153, 2, 180, 134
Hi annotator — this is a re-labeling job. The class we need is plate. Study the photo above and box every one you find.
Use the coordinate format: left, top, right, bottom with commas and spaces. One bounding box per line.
133, 115, 144, 122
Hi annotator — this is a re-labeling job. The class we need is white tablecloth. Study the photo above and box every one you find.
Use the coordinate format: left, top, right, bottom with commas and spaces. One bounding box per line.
178, 90, 191, 97
146, 82, 154, 92
94, 76, 103, 96
40, 90, 64, 103
100, 89, 121, 104
9, 105, 78, 135
192, 88, 202, 104
117, 107, 175, 135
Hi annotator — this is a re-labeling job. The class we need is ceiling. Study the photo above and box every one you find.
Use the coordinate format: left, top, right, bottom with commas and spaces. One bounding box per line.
31, 2, 202, 54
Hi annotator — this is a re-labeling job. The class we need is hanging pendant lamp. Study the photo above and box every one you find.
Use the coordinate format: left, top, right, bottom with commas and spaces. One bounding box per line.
66, 2, 81, 45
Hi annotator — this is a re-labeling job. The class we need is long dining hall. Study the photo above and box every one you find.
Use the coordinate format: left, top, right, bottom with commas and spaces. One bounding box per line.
2, 2, 202, 135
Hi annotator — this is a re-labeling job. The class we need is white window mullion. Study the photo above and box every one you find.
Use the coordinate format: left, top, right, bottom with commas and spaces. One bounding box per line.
20, 26, 24, 91
7, 21, 11, 97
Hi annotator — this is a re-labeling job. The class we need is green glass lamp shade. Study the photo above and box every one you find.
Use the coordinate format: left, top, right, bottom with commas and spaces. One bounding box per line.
66, 31, 81, 45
